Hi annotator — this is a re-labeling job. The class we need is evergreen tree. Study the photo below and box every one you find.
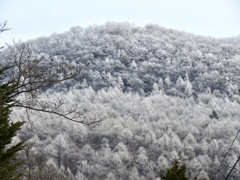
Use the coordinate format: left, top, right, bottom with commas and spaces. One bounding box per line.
0, 66, 25, 179
160, 159, 189, 180
209, 110, 219, 120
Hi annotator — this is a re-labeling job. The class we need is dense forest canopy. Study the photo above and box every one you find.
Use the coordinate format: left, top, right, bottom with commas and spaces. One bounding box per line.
2, 22, 240, 179
26, 22, 240, 98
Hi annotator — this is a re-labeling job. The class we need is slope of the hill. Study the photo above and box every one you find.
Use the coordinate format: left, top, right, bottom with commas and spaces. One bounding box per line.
27, 22, 240, 98
3, 22, 240, 179
12, 87, 240, 179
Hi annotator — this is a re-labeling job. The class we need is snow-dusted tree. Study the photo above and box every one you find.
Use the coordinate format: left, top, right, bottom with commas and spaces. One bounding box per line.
176, 76, 185, 93
106, 172, 116, 180
152, 82, 160, 94
117, 128, 133, 142
20, 143, 73, 180
129, 167, 141, 180
114, 142, 133, 164
164, 76, 172, 89
135, 147, 149, 174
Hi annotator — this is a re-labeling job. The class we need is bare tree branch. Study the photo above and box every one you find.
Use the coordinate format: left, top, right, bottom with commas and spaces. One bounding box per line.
0, 20, 10, 50
0, 39, 103, 126
15, 104, 104, 126
0, 20, 10, 33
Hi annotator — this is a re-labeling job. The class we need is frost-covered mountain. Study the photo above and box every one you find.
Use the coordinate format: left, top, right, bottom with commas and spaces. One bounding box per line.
28, 22, 240, 98
9, 22, 240, 179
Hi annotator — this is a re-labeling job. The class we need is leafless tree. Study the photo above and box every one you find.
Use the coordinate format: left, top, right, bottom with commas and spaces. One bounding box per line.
0, 21, 103, 126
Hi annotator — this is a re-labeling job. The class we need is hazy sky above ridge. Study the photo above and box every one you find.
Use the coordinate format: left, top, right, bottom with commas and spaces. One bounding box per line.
0, 0, 239, 45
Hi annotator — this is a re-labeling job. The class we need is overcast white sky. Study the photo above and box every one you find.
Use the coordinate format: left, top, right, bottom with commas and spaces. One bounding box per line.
0, 0, 240, 45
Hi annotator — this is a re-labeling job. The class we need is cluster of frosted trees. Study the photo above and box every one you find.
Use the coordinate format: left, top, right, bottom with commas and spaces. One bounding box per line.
27, 22, 240, 97
11, 85, 240, 179
5, 22, 240, 179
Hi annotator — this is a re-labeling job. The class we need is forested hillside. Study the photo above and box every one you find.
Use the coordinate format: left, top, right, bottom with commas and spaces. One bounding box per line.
3, 22, 240, 179
28, 22, 240, 98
